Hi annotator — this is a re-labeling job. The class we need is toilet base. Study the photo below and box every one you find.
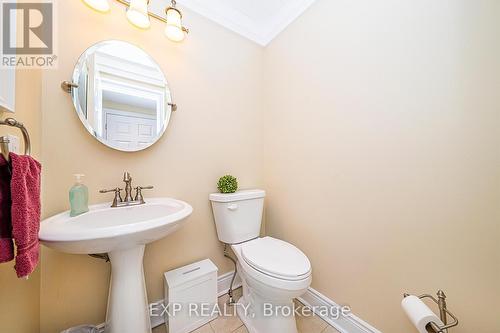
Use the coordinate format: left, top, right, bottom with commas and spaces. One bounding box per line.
236, 297, 258, 333
236, 295, 298, 333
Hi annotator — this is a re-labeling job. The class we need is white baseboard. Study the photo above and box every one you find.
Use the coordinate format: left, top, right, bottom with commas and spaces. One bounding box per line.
95, 271, 380, 333
217, 270, 242, 297
298, 287, 382, 333
96, 323, 106, 333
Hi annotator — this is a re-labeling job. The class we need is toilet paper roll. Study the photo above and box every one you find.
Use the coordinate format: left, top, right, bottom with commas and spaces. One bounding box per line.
402, 295, 444, 333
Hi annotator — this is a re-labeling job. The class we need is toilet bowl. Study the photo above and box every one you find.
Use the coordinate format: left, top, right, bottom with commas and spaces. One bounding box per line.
232, 237, 311, 333
209, 190, 312, 333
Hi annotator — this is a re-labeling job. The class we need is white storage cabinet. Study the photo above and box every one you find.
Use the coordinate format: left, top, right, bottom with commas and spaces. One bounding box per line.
164, 259, 218, 333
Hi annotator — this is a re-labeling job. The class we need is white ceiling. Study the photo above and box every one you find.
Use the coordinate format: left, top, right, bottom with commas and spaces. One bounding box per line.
152, 0, 317, 46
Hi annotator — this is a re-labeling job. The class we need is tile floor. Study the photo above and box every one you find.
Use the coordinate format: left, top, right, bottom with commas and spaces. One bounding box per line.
153, 288, 339, 333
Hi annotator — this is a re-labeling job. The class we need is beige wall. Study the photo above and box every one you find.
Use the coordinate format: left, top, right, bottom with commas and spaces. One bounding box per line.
3, 1, 499, 332
39, 1, 264, 332
0, 67, 42, 333
264, 0, 500, 332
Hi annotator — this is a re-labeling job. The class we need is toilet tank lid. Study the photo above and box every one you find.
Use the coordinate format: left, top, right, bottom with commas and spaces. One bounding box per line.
209, 189, 266, 203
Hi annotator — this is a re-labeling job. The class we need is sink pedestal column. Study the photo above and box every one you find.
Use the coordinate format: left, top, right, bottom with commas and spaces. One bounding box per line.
105, 245, 151, 333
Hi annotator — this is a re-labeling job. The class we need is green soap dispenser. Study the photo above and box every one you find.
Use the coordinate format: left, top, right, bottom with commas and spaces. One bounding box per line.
69, 174, 89, 217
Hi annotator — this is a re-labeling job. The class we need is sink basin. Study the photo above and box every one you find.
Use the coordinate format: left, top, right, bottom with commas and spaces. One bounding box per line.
39, 197, 193, 333
40, 197, 193, 254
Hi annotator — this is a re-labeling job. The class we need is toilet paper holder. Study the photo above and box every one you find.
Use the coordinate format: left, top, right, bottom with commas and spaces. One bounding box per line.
403, 290, 459, 333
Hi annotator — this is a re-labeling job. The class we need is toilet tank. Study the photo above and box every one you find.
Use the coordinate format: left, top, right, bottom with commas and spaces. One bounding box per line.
209, 190, 265, 244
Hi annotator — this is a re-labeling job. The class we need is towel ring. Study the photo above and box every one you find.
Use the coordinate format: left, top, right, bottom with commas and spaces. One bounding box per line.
0, 118, 31, 161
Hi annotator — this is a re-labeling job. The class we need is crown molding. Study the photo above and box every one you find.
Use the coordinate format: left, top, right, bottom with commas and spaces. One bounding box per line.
177, 0, 264, 44
158, 0, 317, 46
261, 0, 317, 45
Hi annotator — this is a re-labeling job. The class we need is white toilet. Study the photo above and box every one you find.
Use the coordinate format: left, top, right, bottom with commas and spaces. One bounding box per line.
210, 190, 312, 333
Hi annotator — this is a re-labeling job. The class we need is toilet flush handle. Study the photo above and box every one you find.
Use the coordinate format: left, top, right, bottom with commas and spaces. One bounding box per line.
227, 203, 238, 211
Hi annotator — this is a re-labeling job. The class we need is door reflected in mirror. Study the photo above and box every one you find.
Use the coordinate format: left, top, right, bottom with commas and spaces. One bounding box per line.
71, 40, 174, 152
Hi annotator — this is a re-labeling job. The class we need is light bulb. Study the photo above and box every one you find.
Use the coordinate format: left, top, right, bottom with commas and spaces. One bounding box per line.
82, 0, 110, 13
126, 0, 150, 29
165, 7, 186, 42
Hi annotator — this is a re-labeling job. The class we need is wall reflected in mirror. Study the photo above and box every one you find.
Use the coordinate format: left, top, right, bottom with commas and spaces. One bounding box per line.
71, 40, 173, 152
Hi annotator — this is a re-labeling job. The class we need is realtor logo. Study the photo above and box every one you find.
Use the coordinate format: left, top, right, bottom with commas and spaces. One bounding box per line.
1, 0, 57, 68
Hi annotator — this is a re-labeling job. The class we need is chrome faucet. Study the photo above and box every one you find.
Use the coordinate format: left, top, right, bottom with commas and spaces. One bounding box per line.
100, 172, 154, 208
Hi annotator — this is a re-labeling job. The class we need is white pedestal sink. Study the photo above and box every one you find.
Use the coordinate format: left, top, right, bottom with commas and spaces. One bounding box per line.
39, 198, 193, 333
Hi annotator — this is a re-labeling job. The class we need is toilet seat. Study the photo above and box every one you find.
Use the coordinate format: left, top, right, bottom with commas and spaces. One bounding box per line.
241, 237, 311, 281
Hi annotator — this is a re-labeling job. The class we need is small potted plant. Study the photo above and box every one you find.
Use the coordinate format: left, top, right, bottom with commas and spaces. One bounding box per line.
217, 175, 238, 193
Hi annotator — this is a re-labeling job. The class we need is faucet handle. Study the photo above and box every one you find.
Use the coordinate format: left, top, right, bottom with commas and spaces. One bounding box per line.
137, 186, 154, 190
99, 187, 123, 207
134, 186, 154, 204
99, 187, 122, 194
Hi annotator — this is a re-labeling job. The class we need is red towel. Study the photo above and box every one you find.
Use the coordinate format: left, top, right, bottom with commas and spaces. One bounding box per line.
0, 155, 13, 263
10, 153, 41, 278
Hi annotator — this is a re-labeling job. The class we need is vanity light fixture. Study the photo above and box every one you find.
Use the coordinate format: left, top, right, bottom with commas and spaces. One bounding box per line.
82, 0, 111, 13
81, 0, 189, 41
165, 0, 188, 42
126, 0, 151, 29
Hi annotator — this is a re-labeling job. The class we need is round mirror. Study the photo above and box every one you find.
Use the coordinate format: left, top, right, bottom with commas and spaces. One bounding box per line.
70, 40, 174, 152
